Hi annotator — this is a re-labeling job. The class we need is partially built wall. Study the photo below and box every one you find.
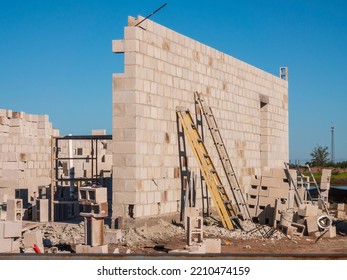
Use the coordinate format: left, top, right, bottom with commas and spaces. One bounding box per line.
0, 109, 112, 215
112, 16, 288, 226
0, 109, 59, 203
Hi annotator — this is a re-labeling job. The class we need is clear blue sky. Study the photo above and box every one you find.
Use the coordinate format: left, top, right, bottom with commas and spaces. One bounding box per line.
0, 0, 346, 162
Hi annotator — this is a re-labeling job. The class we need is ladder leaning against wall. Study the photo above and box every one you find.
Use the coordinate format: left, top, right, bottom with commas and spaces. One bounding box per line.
194, 92, 252, 221
176, 106, 240, 230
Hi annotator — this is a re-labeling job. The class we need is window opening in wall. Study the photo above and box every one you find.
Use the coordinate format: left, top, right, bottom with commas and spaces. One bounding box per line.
128, 204, 135, 218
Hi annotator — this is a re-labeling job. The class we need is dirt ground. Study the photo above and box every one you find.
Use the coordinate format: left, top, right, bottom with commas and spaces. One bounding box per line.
37, 218, 347, 257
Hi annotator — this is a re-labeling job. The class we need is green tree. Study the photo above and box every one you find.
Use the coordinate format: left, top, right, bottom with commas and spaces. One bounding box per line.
310, 145, 330, 166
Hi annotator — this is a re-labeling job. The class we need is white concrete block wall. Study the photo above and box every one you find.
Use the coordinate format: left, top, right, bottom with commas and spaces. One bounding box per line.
112, 16, 288, 223
0, 109, 59, 202
0, 107, 113, 203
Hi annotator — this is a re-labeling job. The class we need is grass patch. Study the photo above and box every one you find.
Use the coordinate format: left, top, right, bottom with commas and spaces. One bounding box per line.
305, 172, 347, 185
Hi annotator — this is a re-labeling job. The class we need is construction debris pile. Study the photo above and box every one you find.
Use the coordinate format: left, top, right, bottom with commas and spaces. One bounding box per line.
246, 167, 343, 239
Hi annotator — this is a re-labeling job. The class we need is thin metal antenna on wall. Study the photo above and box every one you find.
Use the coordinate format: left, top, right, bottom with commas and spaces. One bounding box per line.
135, 3, 168, 29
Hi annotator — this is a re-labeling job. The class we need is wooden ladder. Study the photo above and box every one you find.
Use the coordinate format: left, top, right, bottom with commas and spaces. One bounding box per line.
176, 106, 240, 230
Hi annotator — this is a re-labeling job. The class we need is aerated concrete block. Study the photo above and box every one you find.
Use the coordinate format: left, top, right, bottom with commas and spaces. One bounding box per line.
259, 186, 269, 197
23, 229, 43, 248
0, 238, 12, 253
204, 238, 221, 254
304, 216, 319, 234
3, 221, 22, 238
261, 177, 282, 188
84, 216, 104, 246
272, 168, 286, 179
320, 182, 330, 190
104, 229, 122, 244
75, 244, 108, 253
261, 167, 272, 177
247, 195, 258, 206
79, 187, 107, 204
298, 204, 318, 217
187, 216, 203, 246
268, 187, 288, 199
258, 196, 275, 207
37, 199, 49, 223
322, 226, 336, 238
248, 185, 259, 196
0, 222, 4, 238
321, 169, 332, 183
6, 198, 23, 222
184, 207, 199, 228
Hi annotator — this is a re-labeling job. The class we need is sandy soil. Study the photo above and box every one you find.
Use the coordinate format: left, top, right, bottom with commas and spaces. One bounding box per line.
38, 218, 347, 257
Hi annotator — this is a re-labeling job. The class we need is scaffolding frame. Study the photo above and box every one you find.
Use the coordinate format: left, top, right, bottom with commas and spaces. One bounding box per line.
50, 135, 112, 222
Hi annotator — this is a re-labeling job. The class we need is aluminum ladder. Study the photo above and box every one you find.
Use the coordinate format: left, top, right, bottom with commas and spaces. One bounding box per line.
296, 164, 330, 215
176, 106, 240, 230
194, 92, 252, 221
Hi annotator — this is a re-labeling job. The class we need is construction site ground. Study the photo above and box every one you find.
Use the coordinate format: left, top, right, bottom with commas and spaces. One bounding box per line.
19, 217, 347, 258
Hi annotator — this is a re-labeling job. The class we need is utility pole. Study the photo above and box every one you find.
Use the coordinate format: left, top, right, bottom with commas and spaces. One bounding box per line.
331, 124, 335, 163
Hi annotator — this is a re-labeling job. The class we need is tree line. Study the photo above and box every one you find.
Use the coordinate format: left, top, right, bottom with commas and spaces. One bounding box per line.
307, 145, 347, 168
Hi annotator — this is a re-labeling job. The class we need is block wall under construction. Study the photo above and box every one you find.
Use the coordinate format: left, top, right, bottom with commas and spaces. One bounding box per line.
112, 16, 289, 225
0, 109, 59, 203
0, 109, 112, 218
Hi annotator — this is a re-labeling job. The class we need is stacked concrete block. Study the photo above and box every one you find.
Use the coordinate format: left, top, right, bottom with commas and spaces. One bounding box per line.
0, 109, 59, 203
0, 220, 22, 253
78, 186, 108, 252
320, 169, 331, 202
6, 198, 23, 222
183, 207, 199, 229
247, 168, 290, 226
298, 204, 318, 217
112, 15, 288, 226
84, 216, 104, 246
78, 186, 108, 217
186, 216, 203, 246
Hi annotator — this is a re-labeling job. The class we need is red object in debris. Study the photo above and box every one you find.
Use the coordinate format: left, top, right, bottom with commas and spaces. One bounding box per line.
33, 244, 41, 254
